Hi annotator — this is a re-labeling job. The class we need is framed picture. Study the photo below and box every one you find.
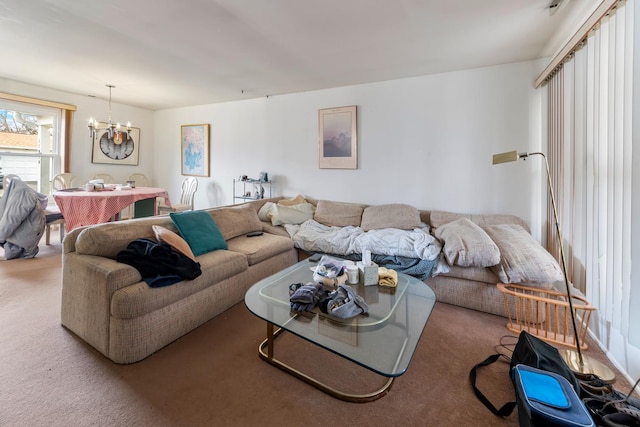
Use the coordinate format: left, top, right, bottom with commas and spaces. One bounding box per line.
91, 124, 140, 166
318, 105, 357, 169
181, 124, 210, 177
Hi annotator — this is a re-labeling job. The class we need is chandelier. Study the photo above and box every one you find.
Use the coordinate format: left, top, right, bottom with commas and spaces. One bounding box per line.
88, 84, 131, 140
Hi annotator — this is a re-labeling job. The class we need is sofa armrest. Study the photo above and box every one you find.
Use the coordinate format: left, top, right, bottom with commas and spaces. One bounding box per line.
61, 252, 142, 356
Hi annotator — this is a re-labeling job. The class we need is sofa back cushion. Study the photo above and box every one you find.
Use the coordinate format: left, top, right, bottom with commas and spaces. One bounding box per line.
75, 216, 173, 258
209, 203, 263, 240
360, 203, 421, 231
313, 200, 366, 227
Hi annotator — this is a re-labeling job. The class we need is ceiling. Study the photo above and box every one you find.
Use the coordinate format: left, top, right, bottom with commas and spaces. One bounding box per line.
0, 0, 590, 111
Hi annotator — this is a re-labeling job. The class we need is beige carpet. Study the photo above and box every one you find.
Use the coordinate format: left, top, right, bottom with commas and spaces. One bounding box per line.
0, 233, 633, 427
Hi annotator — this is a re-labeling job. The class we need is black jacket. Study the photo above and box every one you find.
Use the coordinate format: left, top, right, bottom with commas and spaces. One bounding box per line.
117, 238, 202, 287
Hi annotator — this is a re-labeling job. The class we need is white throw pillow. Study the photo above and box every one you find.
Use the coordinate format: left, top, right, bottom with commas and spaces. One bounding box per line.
258, 202, 275, 222
269, 203, 316, 226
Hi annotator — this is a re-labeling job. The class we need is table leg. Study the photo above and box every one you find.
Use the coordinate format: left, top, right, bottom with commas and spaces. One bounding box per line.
258, 322, 394, 403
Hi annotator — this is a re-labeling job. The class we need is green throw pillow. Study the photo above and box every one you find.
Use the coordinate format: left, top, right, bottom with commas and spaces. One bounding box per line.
170, 210, 228, 256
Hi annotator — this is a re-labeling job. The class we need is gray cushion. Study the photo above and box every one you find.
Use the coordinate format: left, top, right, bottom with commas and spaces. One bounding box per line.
482, 224, 564, 284
434, 218, 500, 268
360, 203, 421, 231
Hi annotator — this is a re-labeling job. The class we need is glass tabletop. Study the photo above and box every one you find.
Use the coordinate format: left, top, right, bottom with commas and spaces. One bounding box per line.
244, 259, 436, 377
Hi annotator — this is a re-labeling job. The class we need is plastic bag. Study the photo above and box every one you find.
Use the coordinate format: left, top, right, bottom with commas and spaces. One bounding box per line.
313, 255, 348, 286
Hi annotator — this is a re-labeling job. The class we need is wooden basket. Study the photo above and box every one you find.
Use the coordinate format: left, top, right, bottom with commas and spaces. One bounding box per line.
497, 283, 595, 351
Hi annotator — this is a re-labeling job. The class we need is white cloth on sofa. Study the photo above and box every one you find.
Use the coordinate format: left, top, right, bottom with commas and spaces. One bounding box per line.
285, 219, 442, 261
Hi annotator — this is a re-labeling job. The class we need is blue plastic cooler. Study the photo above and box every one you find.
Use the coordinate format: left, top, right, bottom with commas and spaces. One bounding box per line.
512, 364, 595, 427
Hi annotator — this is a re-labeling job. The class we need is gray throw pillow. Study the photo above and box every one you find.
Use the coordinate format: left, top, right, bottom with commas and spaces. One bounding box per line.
483, 224, 564, 284
434, 218, 500, 268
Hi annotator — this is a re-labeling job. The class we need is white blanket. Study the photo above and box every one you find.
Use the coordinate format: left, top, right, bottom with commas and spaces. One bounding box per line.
285, 219, 442, 261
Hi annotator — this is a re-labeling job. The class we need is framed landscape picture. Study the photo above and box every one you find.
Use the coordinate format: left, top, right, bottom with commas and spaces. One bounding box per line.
91, 124, 140, 166
181, 124, 210, 177
318, 105, 357, 169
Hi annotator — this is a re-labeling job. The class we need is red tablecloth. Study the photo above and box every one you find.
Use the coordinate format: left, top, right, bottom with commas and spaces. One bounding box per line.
53, 187, 172, 231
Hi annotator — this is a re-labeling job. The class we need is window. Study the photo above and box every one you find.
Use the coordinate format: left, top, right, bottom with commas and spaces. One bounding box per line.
539, 0, 636, 347
0, 98, 64, 197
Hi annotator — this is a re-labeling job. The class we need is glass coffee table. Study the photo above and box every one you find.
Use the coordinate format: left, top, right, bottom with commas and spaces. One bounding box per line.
244, 259, 436, 402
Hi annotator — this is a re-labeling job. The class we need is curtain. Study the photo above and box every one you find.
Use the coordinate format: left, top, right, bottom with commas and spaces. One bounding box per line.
544, 0, 633, 341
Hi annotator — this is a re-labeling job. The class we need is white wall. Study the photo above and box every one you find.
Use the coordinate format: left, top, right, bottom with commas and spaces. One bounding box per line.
0, 77, 155, 185
155, 60, 544, 228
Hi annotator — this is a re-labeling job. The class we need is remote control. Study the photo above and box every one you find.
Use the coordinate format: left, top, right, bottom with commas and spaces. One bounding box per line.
308, 253, 322, 262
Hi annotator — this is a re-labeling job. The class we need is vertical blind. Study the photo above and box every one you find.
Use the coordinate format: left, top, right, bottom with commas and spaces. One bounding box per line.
544, 0, 633, 340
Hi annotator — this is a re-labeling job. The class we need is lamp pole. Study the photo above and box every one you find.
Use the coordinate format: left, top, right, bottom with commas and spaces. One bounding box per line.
492, 150, 615, 381
523, 152, 583, 365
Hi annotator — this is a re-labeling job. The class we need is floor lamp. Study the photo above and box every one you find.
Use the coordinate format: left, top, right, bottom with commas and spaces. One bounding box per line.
492, 150, 615, 382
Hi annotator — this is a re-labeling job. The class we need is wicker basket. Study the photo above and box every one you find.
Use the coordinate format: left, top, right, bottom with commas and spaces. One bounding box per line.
497, 283, 595, 351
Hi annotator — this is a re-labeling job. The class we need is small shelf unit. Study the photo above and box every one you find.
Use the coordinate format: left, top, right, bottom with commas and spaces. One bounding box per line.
233, 178, 272, 203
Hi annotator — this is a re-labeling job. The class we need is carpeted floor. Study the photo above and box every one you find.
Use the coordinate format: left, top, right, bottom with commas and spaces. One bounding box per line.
0, 232, 633, 426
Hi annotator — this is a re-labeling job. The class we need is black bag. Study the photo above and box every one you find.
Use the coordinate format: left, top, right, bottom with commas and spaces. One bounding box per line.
469, 330, 580, 417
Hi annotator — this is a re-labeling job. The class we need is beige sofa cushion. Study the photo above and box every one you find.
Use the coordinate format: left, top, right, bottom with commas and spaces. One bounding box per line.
277, 194, 307, 206
434, 218, 500, 268
482, 224, 564, 285
314, 200, 366, 227
226, 233, 294, 265
440, 265, 501, 284
111, 249, 248, 319
75, 217, 174, 258
360, 203, 421, 231
430, 210, 530, 232
209, 203, 263, 241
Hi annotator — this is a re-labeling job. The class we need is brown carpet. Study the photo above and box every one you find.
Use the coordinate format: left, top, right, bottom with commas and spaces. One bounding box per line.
0, 233, 633, 426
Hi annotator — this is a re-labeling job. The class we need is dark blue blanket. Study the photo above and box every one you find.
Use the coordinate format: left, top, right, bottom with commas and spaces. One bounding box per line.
321, 253, 438, 280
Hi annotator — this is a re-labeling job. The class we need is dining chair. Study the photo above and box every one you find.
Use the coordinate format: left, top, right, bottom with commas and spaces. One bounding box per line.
157, 177, 198, 214
44, 205, 65, 245
52, 173, 82, 191
120, 173, 150, 219
126, 173, 149, 187
92, 173, 115, 184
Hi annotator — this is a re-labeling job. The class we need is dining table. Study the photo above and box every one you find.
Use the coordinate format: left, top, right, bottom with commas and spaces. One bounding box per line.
53, 186, 172, 232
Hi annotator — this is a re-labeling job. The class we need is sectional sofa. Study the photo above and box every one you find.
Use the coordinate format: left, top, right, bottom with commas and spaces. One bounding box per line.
61, 199, 296, 364
61, 196, 563, 364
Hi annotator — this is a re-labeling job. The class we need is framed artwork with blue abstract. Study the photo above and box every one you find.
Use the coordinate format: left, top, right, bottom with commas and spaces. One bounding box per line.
181, 124, 210, 177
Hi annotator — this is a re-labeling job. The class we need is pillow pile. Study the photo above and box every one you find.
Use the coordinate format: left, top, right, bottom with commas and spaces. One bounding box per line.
258, 195, 316, 226
169, 210, 227, 256
269, 203, 316, 226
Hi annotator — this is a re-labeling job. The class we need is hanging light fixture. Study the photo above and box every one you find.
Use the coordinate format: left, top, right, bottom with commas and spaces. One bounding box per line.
88, 84, 131, 140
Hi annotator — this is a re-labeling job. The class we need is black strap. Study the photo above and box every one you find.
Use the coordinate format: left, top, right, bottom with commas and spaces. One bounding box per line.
469, 353, 517, 417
